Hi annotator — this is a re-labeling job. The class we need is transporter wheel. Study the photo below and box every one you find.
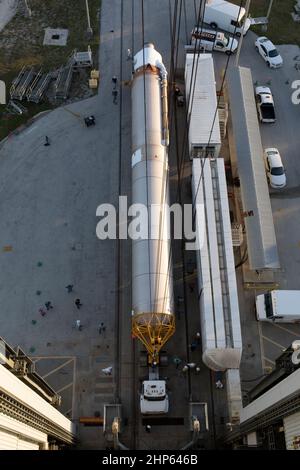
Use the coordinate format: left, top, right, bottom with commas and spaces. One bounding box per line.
255, 46, 259, 52
225, 50, 232, 56
267, 61, 271, 67
210, 22, 218, 29
236, 32, 241, 37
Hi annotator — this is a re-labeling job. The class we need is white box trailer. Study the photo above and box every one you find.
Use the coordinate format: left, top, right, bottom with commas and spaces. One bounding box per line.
192, 158, 242, 371
204, 0, 251, 36
256, 290, 300, 323
185, 53, 221, 159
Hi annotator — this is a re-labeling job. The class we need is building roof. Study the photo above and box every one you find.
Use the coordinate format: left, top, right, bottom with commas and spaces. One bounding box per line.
192, 158, 242, 371
227, 66, 279, 270
240, 368, 300, 424
185, 53, 221, 147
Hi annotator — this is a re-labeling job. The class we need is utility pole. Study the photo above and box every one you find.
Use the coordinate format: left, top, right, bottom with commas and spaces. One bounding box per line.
85, 0, 93, 38
234, 0, 251, 67
266, 0, 274, 19
23, 0, 32, 17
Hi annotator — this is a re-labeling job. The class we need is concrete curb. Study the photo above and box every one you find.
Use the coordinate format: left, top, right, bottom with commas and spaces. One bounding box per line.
0, 109, 52, 150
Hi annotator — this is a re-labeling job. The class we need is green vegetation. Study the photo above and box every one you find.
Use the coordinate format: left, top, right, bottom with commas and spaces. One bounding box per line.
0, 102, 53, 141
232, 0, 300, 45
0, 0, 100, 141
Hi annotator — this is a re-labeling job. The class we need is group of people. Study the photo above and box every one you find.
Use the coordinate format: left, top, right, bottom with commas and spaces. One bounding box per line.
36, 284, 102, 333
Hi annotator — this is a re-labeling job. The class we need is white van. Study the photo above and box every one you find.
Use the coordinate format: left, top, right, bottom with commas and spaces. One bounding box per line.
256, 290, 300, 323
204, 0, 251, 36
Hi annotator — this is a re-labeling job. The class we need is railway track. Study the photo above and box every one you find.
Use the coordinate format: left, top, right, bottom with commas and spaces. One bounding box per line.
113, 0, 138, 450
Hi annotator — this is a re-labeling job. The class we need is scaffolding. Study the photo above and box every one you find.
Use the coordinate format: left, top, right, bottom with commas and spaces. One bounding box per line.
26, 70, 52, 103
54, 52, 76, 100
10, 66, 36, 101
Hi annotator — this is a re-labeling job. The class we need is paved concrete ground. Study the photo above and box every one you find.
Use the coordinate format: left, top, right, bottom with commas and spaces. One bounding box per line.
0, 0, 229, 450
0, 0, 214, 450
239, 34, 300, 370
214, 31, 300, 379
0, 0, 124, 446
2, 0, 300, 450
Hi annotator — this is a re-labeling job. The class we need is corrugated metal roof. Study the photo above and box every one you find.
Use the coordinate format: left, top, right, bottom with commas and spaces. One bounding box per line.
240, 368, 300, 424
227, 66, 279, 270
185, 53, 221, 146
192, 158, 242, 371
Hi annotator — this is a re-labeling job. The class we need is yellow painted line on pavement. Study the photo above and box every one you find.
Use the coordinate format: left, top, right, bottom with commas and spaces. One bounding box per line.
272, 323, 300, 337
56, 382, 73, 394
258, 321, 266, 371
262, 335, 286, 350
42, 358, 74, 379
263, 356, 275, 365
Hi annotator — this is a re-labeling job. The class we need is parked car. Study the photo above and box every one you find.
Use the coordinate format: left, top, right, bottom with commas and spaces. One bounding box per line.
255, 37, 283, 68
264, 148, 286, 189
255, 86, 276, 123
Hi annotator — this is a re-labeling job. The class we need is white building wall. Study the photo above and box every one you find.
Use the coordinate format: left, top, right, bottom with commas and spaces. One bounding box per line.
0, 413, 47, 450
0, 364, 74, 436
284, 412, 300, 450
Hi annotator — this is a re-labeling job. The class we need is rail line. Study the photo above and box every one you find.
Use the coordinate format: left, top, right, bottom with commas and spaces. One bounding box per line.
113, 0, 139, 450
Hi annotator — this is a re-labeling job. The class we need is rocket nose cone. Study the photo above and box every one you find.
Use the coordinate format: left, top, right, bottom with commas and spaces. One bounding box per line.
144, 42, 155, 49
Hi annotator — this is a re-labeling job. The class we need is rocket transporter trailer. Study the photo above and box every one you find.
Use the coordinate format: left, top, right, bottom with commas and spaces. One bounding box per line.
131, 44, 175, 415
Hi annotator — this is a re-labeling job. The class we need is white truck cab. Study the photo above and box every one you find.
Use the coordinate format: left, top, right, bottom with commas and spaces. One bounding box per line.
256, 290, 300, 323
140, 380, 169, 415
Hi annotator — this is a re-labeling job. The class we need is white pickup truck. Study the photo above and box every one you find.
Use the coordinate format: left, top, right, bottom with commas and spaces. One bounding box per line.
255, 86, 276, 123
187, 27, 238, 54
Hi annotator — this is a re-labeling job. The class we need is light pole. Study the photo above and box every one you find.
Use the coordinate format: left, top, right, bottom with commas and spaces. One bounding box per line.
234, 0, 251, 67
266, 0, 274, 19
85, 0, 93, 38
24, 0, 32, 17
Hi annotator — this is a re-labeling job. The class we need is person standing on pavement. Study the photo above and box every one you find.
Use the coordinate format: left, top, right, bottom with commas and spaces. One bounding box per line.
112, 89, 118, 104
65, 284, 74, 293
173, 356, 182, 369
39, 308, 46, 317
75, 298, 82, 309
75, 320, 82, 331
45, 301, 53, 310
